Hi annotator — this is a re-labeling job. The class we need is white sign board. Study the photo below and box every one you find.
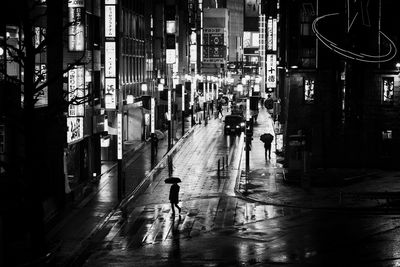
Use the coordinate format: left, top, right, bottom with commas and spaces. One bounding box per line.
151, 98, 155, 133
168, 90, 172, 121
68, 6, 84, 51
68, 66, 85, 116
105, 78, 116, 109
117, 113, 122, 159
67, 117, 84, 143
166, 49, 176, 64
105, 42, 116, 77
105, 5, 116, 38
266, 54, 277, 88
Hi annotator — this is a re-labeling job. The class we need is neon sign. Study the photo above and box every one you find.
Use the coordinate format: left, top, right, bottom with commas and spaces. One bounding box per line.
312, 1, 397, 63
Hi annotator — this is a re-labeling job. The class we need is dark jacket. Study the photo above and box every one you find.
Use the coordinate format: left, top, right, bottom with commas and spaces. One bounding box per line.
169, 183, 180, 203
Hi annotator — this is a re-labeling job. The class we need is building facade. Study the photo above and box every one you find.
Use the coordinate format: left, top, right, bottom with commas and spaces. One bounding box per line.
279, 0, 400, 172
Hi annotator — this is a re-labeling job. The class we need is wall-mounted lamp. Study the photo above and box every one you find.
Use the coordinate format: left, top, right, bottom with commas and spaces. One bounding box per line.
141, 83, 148, 92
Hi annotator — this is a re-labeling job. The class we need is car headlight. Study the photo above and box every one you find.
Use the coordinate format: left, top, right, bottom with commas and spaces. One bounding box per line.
240, 122, 245, 127
236, 125, 240, 128
226, 125, 230, 128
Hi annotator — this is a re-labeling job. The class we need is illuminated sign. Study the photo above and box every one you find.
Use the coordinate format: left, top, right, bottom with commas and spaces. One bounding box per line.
68, 1, 84, 51
182, 86, 185, 111
104, 1, 117, 110
105, 78, 116, 109
105, 42, 116, 77
151, 98, 155, 133
117, 113, 122, 159
68, 66, 85, 116
105, 5, 116, 38
34, 64, 48, 108
312, 2, 397, 63
267, 19, 273, 50
304, 79, 315, 103
259, 14, 266, 96
168, 90, 172, 121
68, 0, 84, 7
266, 54, 277, 88
166, 21, 176, 34
166, 49, 176, 64
383, 77, 394, 103
67, 117, 84, 143
272, 19, 277, 51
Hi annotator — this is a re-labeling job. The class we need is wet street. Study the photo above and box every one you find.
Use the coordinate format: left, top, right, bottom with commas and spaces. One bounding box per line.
74, 115, 400, 267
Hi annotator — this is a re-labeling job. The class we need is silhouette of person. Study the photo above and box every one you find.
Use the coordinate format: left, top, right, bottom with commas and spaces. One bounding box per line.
217, 101, 223, 118
264, 135, 273, 160
169, 182, 181, 216
152, 134, 159, 155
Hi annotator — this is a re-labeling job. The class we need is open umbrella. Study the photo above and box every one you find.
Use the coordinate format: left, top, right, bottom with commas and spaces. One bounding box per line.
155, 129, 165, 139
164, 176, 181, 184
260, 133, 274, 143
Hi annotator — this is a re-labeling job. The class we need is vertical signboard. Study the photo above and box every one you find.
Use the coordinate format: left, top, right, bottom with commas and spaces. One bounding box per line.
151, 98, 155, 133
267, 18, 273, 51
272, 18, 277, 51
168, 90, 172, 121
34, 64, 48, 107
67, 117, 84, 143
104, 0, 117, 110
105, 78, 116, 109
68, 0, 85, 51
266, 54, 277, 88
68, 66, 85, 117
117, 113, 122, 159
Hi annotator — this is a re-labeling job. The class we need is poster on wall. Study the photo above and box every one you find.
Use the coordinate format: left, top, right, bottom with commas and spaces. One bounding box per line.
67, 117, 84, 143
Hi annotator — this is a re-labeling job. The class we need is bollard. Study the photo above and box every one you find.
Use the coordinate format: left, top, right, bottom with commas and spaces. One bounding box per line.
222, 156, 225, 170
217, 159, 220, 180
226, 155, 228, 167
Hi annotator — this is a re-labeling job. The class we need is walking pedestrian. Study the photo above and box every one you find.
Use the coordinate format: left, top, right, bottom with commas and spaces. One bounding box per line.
260, 133, 274, 160
169, 182, 181, 216
217, 101, 223, 118
264, 139, 272, 160
152, 134, 159, 155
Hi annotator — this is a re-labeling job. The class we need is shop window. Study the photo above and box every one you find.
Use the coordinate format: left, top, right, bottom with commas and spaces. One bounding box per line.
382, 77, 394, 103
304, 78, 314, 103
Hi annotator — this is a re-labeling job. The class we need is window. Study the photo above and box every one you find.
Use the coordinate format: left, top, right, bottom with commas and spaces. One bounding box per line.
304, 78, 314, 103
382, 77, 394, 103
300, 3, 315, 36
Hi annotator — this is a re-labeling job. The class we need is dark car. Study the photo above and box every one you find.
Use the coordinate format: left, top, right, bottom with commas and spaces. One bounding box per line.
224, 115, 246, 135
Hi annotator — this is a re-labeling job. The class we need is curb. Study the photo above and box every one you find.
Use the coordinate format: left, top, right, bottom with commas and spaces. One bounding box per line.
65, 125, 197, 266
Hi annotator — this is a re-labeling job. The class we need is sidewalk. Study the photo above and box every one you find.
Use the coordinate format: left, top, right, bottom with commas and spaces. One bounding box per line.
45, 115, 195, 265
237, 106, 400, 211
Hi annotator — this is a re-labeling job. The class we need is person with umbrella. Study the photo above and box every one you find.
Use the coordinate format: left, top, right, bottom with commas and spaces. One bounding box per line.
260, 133, 274, 160
165, 176, 182, 216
